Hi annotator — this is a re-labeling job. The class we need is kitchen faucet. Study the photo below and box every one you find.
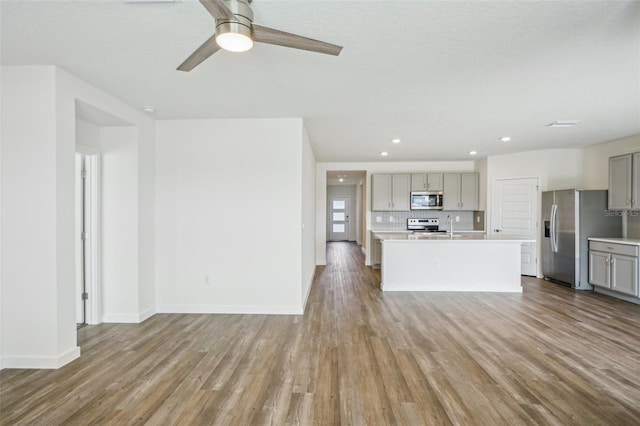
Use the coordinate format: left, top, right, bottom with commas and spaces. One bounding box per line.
447, 214, 453, 236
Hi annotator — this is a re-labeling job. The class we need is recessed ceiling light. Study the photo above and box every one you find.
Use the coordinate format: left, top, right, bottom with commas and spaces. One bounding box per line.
547, 120, 581, 128
391, 138, 401, 144
143, 105, 155, 113
469, 150, 478, 155
380, 151, 389, 156
500, 136, 511, 142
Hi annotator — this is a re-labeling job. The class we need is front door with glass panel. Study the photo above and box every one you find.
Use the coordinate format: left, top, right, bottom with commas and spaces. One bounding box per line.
329, 197, 349, 241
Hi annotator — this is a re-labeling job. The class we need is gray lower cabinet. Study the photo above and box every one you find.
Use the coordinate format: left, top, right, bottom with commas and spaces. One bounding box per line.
372, 234, 382, 268
589, 241, 639, 296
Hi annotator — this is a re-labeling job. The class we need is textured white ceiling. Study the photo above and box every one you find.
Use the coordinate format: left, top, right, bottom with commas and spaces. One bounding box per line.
2, 0, 639, 161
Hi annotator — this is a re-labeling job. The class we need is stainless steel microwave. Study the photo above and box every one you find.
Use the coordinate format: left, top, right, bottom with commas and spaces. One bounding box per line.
410, 191, 443, 210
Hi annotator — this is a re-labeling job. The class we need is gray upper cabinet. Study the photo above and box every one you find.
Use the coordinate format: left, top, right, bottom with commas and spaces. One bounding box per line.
608, 154, 633, 209
411, 173, 427, 191
411, 173, 443, 191
443, 173, 479, 211
372, 174, 393, 211
427, 173, 443, 191
634, 152, 640, 209
372, 173, 410, 211
392, 174, 411, 210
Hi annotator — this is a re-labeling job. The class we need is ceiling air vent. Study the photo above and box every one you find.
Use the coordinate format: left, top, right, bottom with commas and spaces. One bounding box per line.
547, 120, 582, 128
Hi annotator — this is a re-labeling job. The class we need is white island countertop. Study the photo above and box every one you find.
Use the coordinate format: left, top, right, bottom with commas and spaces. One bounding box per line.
373, 232, 529, 243
376, 232, 534, 293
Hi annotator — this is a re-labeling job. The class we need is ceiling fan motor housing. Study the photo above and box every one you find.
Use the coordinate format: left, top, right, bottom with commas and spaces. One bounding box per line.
216, 0, 253, 35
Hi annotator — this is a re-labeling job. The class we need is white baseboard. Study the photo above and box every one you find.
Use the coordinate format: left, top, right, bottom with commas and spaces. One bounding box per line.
156, 304, 304, 315
1, 346, 80, 370
301, 268, 317, 313
139, 306, 156, 322
102, 309, 155, 323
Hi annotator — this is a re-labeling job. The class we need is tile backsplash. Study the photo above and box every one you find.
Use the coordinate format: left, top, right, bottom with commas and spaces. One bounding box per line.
371, 210, 479, 231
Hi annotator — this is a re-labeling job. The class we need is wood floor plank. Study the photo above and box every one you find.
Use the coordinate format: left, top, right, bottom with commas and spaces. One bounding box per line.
2, 242, 640, 425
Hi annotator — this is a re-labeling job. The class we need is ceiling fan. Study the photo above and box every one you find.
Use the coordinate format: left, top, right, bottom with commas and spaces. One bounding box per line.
177, 0, 343, 71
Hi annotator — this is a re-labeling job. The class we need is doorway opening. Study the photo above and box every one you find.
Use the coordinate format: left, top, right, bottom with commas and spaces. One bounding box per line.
75, 149, 101, 326
326, 170, 367, 248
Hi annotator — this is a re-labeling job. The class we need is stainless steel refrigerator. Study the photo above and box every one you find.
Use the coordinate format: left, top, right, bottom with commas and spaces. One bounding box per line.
541, 189, 621, 290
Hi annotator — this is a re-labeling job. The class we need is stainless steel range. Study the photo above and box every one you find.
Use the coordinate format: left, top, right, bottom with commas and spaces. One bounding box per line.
407, 218, 445, 232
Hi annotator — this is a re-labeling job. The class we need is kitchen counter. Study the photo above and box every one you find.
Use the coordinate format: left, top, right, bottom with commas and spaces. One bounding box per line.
373, 232, 523, 242
377, 232, 533, 293
588, 237, 640, 246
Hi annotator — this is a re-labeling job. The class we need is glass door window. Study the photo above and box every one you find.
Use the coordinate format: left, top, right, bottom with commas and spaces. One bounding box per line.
329, 197, 349, 241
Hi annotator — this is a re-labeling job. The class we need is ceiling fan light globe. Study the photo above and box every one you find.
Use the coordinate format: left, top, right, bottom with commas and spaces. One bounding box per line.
215, 21, 254, 53
216, 32, 253, 52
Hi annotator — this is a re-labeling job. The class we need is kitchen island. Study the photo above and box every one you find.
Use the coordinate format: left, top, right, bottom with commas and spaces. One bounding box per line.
373, 232, 534, 292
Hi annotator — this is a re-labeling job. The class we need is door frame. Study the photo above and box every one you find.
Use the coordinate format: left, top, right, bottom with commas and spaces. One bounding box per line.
76, 144, 102, 325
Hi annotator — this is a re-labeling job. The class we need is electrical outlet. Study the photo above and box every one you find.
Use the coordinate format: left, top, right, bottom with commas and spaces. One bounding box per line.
389, 216, 394, 222
455, 216, 460, 222
476, 216, 480, 223
376, 216, 382, 223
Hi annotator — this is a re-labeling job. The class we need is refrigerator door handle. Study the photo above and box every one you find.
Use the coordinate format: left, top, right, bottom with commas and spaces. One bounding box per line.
550, 204, 558, 252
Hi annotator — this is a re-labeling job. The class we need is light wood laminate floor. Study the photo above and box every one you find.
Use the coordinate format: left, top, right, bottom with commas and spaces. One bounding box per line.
2, 242, 640, 425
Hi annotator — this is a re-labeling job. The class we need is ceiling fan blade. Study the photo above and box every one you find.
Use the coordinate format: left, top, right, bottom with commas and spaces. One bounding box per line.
253, 24, 342, 56
199, 0, 236, 21
177, 34, 221, 72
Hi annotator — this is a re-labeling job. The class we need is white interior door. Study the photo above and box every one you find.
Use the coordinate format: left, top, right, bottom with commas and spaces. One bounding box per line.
329, 197, 349, 241
491, 177, 539, 276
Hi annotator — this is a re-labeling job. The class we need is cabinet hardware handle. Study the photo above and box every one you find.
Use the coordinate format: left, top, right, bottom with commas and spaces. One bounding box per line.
605, 258, 609, 265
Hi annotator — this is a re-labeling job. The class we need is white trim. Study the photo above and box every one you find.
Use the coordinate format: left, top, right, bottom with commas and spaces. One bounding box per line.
156, 305, 304, 315
139, 306, 156, 322
1, 346, 81, 370
75, 146, 102, 325
102, 310, 153, 323
301, 268, 317, 313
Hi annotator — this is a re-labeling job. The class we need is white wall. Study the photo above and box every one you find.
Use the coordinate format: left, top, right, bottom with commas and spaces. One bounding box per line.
1, 67, 65, 368
100, 127, 141, 321
327, 185, 358, 241
155, 118, 309, 314
1, 66, 154, 369
582, 134, 640, 190
316, 161, 477, 265
300, 126, 316, 308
